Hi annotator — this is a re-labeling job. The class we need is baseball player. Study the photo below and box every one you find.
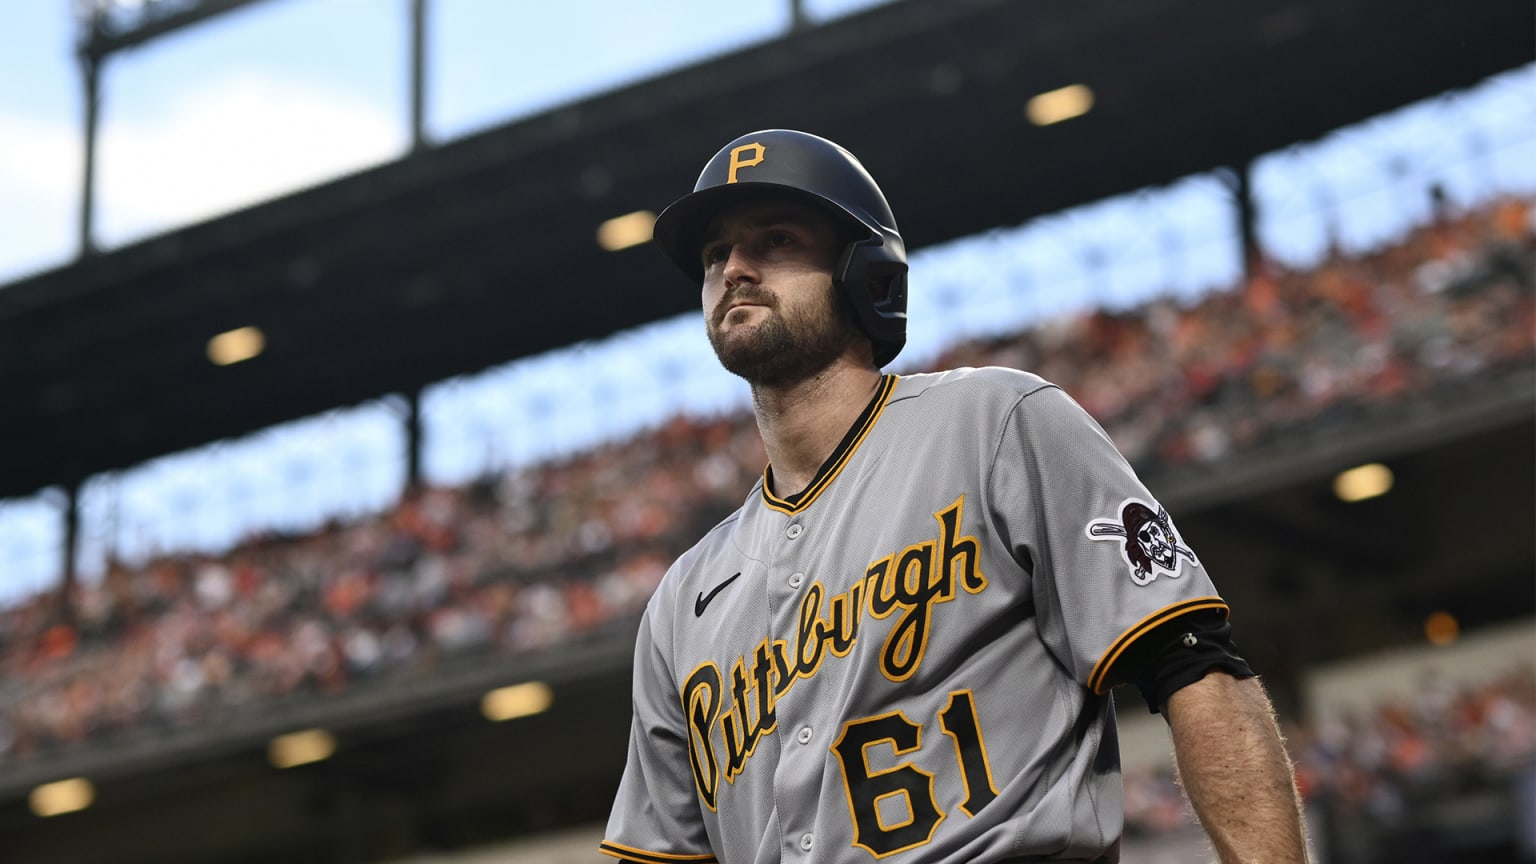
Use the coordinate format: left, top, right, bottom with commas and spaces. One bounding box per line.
602, 130, 1307, 863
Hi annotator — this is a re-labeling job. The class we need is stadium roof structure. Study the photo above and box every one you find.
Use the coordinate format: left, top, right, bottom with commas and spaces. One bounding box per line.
0, 0, 1530, 499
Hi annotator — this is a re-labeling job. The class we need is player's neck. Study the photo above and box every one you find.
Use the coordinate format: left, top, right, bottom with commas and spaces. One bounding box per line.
751, 360, 883, 498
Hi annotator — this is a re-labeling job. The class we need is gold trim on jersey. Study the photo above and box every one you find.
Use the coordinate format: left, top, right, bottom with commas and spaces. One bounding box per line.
762, 374, 898, 514
598, 840, 717, 863
1087, 596, 1230, 694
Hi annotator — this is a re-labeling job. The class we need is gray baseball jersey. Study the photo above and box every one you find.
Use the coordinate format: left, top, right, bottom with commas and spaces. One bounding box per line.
602, 367, 1228, 864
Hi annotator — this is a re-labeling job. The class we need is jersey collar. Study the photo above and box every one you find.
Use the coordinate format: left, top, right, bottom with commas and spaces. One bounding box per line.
761, 374, 898, 515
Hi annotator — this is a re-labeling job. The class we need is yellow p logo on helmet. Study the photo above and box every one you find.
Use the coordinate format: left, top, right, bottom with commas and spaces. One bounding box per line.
725, 142, 765, 183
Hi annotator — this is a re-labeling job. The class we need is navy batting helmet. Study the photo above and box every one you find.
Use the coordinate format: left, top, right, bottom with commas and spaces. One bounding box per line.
652, 129, 909, 368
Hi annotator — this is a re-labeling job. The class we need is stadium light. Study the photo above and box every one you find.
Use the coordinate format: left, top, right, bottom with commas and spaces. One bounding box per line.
597, 210, 656, 251
1025, 84, 1094, 126
482, 681, 553, 722
268, 728, 336, 769
1424, 611, 1460, 646
1333, 462, 1393, 502
207, 325, 265, 366
29, 777, 95, 818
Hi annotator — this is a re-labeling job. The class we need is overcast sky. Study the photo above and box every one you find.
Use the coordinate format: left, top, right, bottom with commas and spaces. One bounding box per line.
0, 0, 905, 281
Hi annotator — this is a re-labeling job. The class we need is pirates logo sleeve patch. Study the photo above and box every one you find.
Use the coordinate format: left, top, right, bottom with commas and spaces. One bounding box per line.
1085, 497, 1199, 586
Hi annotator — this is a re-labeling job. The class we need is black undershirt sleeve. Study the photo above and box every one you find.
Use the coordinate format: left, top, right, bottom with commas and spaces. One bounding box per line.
1107, 608, 1256, 714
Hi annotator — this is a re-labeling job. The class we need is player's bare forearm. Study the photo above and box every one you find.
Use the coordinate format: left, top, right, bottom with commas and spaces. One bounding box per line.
1163, 672, 1309, 863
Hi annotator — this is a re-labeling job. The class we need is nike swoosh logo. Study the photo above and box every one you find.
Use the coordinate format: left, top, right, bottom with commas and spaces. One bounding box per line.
695, 572, 742, 618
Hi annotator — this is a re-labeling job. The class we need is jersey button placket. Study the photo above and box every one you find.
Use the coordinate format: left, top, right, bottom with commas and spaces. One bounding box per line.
775, 516, 813, 856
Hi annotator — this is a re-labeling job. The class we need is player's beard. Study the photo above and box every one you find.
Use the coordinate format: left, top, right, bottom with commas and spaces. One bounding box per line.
707, 281, 861, 387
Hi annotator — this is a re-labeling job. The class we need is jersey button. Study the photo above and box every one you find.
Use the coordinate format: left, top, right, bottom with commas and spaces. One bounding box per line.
799, 833, 814, 852
788, 572, 804, 588
796, 726, 813, 744
786, 523, 803, 539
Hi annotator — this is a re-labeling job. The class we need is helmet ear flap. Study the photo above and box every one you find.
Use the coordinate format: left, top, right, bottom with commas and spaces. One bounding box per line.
834, 237, 908, 367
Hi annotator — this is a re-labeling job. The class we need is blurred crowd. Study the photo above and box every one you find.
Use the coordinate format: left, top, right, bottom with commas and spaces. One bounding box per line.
0, 417, 766, 754
930, 195, 1534, 468
1, 195, 1532, 833
1122, 665, 1536, 838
